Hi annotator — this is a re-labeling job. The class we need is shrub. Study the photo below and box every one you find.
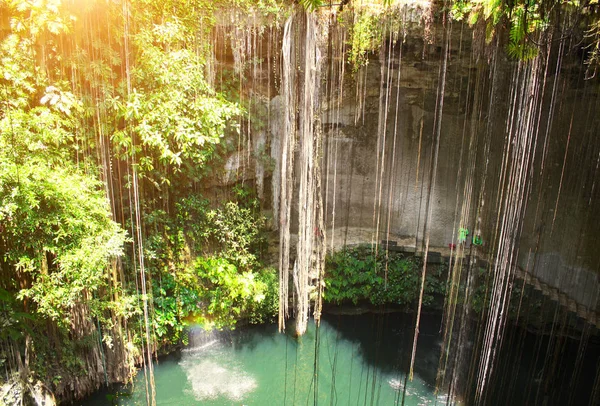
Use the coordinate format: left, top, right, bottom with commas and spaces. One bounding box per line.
324, 247, 446, 309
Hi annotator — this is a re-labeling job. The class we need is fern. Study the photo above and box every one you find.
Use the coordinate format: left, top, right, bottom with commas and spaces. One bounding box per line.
507, 41, 538, 61
506, 5, 538, 61
509, 6, 527, 45
300, 0, 323, 12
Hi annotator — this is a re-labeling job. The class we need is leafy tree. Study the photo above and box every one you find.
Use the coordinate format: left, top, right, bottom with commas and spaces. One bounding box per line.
111, 17, 240, 171
0, 0, 127, 326
0, 2, 131, 400
146, 191, 276, 343
105, 0, 242, 190
0, 162, 126, 325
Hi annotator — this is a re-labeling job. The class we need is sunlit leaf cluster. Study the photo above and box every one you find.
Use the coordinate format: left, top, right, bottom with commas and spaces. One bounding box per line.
452, 0, 600, 63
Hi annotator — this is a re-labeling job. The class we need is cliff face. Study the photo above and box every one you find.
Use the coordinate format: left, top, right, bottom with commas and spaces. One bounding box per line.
211, 4, 599, 320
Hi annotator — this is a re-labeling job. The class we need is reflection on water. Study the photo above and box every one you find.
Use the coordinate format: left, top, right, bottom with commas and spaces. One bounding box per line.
182, 359, 257, 401
79, 310, 600, 405
81, 313, 445, 405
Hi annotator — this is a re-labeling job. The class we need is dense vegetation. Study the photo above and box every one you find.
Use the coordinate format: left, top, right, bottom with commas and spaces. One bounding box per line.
452, 0, 600, 68
0, 0, 598, 404
0, 0, 282, 403
324, 247, 446, 309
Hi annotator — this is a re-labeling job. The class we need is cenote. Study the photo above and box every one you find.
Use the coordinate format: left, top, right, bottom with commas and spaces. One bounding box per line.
81, 314, 447, 405
1, 0, 600, 405
80, 311, 600, 405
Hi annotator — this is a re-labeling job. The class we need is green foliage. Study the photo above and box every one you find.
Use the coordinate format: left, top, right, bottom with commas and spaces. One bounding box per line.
585, 18, 600, 78
0, 0, 71, 104
214, 0, 286, 17
467, 267, 491, 314
150, 257, 277, 344
174, 195, 213, 247
348, 10, 383, 70
0, 0, 285, 397
145, 189, 273, 344
0, 1, 134, 396
324, 247, 446, 308
0, 288, 34, 343
28, 321, 87, 381
110, 12, 241, 176
0, 161, 126, 326
144, 188, 266, 267
192, 257, 277, 328
150, 265, 201, 345
206, 201, 266, 270
451, 0, 597, 63
300, 0, 323, 12
505, 3, 542, 61
341, 1, 404, 72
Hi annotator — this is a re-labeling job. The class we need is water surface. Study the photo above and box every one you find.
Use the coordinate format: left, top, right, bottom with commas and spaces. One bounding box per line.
83, 313, 446, 405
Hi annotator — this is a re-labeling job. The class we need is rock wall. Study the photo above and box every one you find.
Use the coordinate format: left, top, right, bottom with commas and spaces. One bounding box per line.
212, 4, 600, 319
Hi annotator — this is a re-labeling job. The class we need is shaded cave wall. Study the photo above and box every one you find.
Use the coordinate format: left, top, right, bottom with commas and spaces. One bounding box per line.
209, 6, 600, 319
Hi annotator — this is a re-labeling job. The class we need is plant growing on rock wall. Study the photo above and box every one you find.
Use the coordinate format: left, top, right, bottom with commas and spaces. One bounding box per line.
207, 201, 267, 270
144, 188, 275, 345
192, 257, 277, 328
451, 0, 600, 65
585, 18, 600, 78
300, 0, 324, 12
337, 0, 406, 72
324, 247, 446, 308
348, 6, 385, 70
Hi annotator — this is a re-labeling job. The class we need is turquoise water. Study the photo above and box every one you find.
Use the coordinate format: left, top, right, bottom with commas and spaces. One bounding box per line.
82, 313, 446, 405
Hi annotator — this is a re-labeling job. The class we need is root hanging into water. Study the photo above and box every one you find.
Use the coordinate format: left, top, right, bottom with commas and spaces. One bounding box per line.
278, 9, 326, 336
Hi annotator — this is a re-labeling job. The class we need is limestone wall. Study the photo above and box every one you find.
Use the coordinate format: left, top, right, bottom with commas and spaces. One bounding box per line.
212, 6, 600, 318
